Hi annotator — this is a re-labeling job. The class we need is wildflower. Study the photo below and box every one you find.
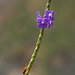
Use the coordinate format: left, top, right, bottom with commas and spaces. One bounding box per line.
36, 10, 54, 29
44, 10, 55, 21
36, 11, 48, 29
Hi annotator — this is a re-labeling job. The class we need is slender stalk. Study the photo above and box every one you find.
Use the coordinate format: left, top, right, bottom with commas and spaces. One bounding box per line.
25, 0, 51, 75
46, 0, 51, 10
25, 29, 44, 75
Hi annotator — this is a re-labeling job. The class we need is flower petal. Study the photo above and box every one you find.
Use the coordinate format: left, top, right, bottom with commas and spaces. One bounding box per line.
50, 17, 55, 21
37, 23, 41, 27
47, 23, 50, 28
36, 17, 42, 23
44, 15, 48, 18
37, 11, 41, 17
41, 25, 44, 29
51, 11, 55, 16
50, 21, 53, 26
45, 10, 50, 15
44, 18, 48, 23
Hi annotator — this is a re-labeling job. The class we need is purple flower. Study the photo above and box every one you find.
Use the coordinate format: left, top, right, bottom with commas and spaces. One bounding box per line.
36, 11, 48, 29
44, 10, 55, 21
47, 21, 53, 28
36, 10, 55, 29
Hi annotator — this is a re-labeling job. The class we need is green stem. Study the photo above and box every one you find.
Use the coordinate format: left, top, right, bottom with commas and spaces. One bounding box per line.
46, 0, 51, 10
25, 0, 51, 75
25, 29, 44, 75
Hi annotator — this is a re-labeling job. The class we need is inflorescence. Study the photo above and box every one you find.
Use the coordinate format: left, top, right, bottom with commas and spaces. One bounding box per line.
36, 10, 54, 29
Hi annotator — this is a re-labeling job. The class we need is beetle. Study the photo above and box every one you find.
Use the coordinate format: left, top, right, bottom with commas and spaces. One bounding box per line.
22, 66, 27, 74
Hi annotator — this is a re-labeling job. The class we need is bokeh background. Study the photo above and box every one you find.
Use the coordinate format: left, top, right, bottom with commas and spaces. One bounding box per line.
0, 0, 75, 75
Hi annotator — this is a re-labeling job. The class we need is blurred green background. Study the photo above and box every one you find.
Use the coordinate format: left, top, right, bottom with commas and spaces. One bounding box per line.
0, 0, 75, 75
